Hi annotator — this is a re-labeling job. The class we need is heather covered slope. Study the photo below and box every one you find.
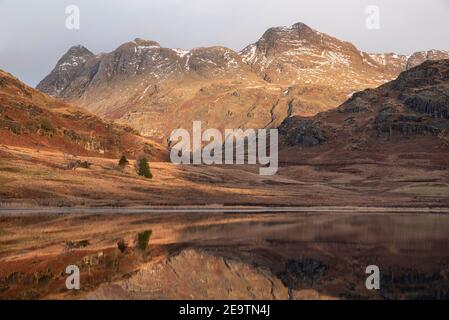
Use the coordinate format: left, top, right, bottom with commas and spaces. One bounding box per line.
0, 69, 167, 160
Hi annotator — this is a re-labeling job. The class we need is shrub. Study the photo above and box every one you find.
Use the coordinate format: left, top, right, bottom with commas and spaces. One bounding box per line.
136, 230, 152, 251
9, 122, 22, 135
66, 160, 92, 170
118, 155, 129, 168
34, 268, 53, 286
117, 239, 128, 253
137, 156, 152, 179
65, 239, 90, 249
40, 120, 56, 134
79, 161, 91, 169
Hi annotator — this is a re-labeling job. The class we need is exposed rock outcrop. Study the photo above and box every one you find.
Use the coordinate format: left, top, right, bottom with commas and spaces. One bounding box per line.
279, 118, 326, 147
87, 249, 289, 300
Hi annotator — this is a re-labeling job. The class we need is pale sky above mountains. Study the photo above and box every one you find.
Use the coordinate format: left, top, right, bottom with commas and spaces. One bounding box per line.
1, 0, 448, 86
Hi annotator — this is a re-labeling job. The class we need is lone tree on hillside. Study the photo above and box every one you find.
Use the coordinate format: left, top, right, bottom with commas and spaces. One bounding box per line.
137, 156, 152, 179
136, 230, 152, 252
118, 155, 129, 168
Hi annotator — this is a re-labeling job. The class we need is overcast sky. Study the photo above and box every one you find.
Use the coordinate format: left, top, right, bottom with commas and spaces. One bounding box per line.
1, 0, 449, 86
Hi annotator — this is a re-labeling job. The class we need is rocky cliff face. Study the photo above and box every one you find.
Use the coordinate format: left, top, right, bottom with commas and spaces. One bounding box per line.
38, 39, 253, 100
406, 50, 449, 70
37, 45, 95, 97
241, 22, 403, 85
37, 23, 449, 141
39, 39, 285, 140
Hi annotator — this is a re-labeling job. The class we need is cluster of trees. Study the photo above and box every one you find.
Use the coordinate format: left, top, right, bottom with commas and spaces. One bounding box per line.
117, 230, 152, 254
118, 154, 152, 179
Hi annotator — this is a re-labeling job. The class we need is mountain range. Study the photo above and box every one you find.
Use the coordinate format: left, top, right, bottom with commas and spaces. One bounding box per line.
37, 22, 449, 141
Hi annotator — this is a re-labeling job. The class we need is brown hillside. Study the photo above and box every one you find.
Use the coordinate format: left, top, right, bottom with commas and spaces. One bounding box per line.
0, 69, 167, 161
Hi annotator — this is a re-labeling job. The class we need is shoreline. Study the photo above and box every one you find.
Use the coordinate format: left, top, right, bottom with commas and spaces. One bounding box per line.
1, 205, 449, 216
